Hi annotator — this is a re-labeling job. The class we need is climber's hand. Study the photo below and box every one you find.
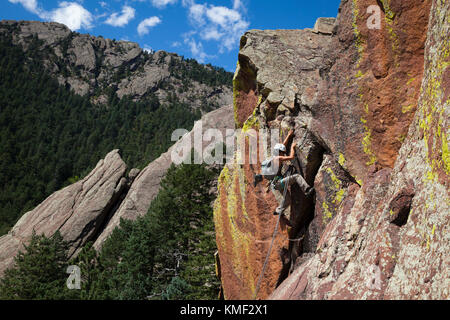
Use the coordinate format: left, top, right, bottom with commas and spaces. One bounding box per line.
265, 182, 271, 193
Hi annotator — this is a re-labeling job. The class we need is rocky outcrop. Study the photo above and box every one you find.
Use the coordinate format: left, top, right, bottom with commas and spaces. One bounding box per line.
0, 20, 232, 109
93, 104, 235, 250
313, 18, 336, 35
215, 28, 334, 300
215, 0, 448, 300
0, 150, 128, 276
0, 101, 235, 275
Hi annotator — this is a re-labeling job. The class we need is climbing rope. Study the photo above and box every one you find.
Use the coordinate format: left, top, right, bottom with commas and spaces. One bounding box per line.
253, 166, 293, 300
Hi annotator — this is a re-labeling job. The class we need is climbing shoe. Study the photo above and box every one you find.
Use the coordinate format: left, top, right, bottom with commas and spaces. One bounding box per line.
254, 174, 263, 187
280, 214, 293, 227
273, 209, 285, 216
305, 187, 315, 197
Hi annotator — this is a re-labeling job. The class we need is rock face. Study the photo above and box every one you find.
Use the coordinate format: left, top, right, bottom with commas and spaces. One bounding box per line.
0, 20, 232, 109
215, 28, 334, 300
93, 104, 235, 250
313, 18, 336, 34
0, 150, 127, 276
214, 0, 448, 300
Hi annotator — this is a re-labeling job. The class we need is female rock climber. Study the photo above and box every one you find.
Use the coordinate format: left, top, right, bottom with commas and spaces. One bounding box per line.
254, 129, 314, 226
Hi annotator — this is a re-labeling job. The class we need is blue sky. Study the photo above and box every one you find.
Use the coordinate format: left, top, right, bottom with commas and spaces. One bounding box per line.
2, 0, 341, 71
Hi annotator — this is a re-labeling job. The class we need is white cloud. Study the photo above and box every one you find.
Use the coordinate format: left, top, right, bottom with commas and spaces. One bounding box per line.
151, 0, 178, 9
181, 0, 194, 7
233, 0, 245, 11
137, 16, 162, 36
201, 27, 222, 41
184, 36, 211, 63
105, 5, 135, 27
9, 0, 93, 31
189, 3, 206, 25
183, 1, 249, 53
206, 6, 241, 27
45, 2, 93, 30
8, 0, 40, 14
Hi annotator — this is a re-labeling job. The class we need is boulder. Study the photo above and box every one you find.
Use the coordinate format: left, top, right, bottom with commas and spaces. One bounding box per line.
313, 17, 336, 34
93, 104, 235, 250
0, 150, 127, 276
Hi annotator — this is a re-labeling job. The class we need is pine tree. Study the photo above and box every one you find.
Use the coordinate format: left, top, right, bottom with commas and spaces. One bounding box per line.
0, 231, 77, 300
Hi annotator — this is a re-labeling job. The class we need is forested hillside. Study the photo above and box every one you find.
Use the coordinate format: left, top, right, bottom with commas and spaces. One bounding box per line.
0, 162, 220, 300
0, 32, 232, 236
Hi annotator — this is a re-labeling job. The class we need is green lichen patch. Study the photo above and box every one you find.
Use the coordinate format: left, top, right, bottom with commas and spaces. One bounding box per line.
322, 167, 347, 225
362, 126, 377, 166
322, 201, 333, 224
338, 153, 346, 168
402, 103, 415, 114
416, 5, 450, 179
233, 61, 242, 128
380, 0, 396, 20
442, 131, 450, 174
380, 0, 400, 65
352, 0, 365, 68
242, 108, 260, 133
214, 162, 256, 296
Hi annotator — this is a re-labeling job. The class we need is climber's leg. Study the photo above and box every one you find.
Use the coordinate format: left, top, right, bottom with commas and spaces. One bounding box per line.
271, 181, 291, 218
276, 190, 291, 217
281, 174, 311, 194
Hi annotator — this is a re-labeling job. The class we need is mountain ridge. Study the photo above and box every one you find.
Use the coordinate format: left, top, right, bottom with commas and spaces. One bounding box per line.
0, 19, 232, 110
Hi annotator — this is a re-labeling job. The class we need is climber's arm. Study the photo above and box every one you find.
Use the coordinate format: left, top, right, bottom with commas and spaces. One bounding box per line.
277, 142, 297, 162
282, 129, 295, 147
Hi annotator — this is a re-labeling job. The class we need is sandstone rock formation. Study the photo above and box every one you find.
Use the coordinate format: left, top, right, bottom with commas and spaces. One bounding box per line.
0, 20, 232, 109
214, 0, 448, 300
94, 104, 235, 249
313, 17, 336, 34
215, 27, 334, 300
0, 102, 235, 274
0, 150, 128, 276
